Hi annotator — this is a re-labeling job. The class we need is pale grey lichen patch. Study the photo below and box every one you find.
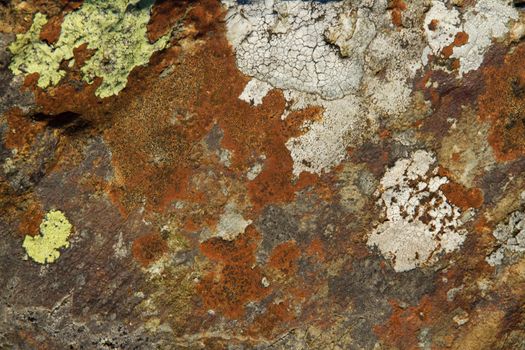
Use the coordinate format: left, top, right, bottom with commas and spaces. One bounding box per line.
246, 154, 266, 180
453, 0, 518, 75
284, 91, 368, 176
423, 0, 518, 75
239, 78, 273, 106
486, 210, 525, 266
422, 0, 461, 66
215, 202, 252, 241
367, 150, 467, 272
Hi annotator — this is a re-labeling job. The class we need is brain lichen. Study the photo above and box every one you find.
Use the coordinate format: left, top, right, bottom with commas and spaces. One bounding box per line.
8, 0, 170, 98
22, 210, 73, 264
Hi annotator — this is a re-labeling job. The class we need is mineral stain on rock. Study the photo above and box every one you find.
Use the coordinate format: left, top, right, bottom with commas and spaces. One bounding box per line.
1, 0, 525, 348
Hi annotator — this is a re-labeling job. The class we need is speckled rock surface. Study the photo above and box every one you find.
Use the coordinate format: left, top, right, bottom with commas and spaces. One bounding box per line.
1, 0, 525, 349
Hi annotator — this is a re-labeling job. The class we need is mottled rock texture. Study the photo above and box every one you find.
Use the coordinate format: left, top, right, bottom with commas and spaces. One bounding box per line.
1, 0, 525, 349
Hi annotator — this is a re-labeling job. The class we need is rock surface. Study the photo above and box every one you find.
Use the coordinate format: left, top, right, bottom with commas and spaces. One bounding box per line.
1, 0, 525, 349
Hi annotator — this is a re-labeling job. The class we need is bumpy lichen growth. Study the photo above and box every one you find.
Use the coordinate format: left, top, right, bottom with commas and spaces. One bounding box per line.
22, 210, 73, 264
8, 0, 170, 98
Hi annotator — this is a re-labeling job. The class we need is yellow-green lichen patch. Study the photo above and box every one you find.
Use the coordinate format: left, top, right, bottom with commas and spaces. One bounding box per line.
8, 0, 171, 98
22, 210, 73, 264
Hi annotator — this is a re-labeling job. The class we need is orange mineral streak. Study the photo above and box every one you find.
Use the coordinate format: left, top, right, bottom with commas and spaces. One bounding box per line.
197, 226, 269, 318
478, 44, 525, 162
132, 233, 168, 267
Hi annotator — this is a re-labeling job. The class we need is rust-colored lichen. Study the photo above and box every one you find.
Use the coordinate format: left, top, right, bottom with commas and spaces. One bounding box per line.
39, 14, 63, 44
4, 108, 45, 151
249, 300, 294, 338
442, 31, 469, 59
479, 44, 525, 162
268, 240, 301, 276
198, 227, 269, 318
440, 182, 484, 210
132, 233, 168, 267
389, 0, 407, 27
17, 201, 44, 237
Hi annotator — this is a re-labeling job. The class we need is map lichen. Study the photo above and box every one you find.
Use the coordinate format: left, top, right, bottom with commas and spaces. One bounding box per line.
8, 0, 170, 98
22, 210, 73, 264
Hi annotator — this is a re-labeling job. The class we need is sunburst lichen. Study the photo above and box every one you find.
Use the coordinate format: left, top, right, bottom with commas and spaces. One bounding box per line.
22, 210, 73, 264
8, 0, 170, 98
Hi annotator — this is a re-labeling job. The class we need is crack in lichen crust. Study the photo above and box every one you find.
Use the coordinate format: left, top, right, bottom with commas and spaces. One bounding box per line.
8, 0, 171, 98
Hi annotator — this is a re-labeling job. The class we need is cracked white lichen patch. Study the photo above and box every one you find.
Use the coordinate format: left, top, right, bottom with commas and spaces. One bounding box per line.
423, 0, 518, 75
224, 0, 373, 100
486, 210, 525, 266
367, 150, 467, 272
223, 0, 428, 175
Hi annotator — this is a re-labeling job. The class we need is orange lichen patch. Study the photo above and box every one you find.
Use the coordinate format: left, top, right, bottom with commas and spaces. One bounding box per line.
4, 108, 45, 152
39, 14, 63, 44
17, 201, 44, 237
249, 301, 295, 338
389, 0, 407, 27
440, 182, 484, 211
147, 0, 188, 42
428, 19, 439, 31
197, 263, 269, 319
268, 241, 301, 276
23, 0, 320, 214
198, 226, 268, 318
442, 31, 469, 59
224, 100, 322, 213
199, 226, 260, 266
132, 233, 168, 267
186, 0, 223, 35
72, 43, 95, 68
451, 58, 461, 70
378, 129, 391, 140
436, 165, 455, 180
415, 70, 440, 106
478, 44, 525, 162
375, 297, 444, 350
305, 238, 326, 262
474, 215, 492, 235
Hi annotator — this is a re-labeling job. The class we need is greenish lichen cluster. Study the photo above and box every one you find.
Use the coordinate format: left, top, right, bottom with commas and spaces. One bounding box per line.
8, 0, 170, 98
22, 210, 73, 264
